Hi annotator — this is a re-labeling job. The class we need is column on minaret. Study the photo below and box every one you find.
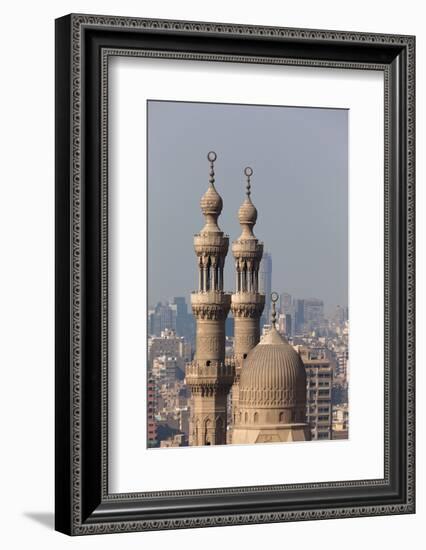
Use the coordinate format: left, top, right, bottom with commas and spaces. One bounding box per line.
230, 167, 265, 434
185, 152, 234, 446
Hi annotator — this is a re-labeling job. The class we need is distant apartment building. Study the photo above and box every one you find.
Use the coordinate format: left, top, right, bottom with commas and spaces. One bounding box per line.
152, 355, 179, 388
294, 298, 324, 334
147, 374, 158, 447
332, 403, 349, 439
148, 329, 192, 373
335, 348, 349, 378
304, 298, 324, 331
160, 433, 186, 448
334, 304, 349, 324
298, 346, 333, 440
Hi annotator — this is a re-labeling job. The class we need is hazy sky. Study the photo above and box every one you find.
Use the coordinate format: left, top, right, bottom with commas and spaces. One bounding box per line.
148, 100, 348, 314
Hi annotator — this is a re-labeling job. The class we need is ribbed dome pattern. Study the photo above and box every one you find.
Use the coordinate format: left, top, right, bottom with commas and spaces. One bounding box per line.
239, 327, 306, 408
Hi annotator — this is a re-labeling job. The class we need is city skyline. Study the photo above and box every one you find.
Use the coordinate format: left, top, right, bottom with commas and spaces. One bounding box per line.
147, 291, 348, 343
147, 147, 349, 448
148, 100, 348, 314
148, 290, 347, 322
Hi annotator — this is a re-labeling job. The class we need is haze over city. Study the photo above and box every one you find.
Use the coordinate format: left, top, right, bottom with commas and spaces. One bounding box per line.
146, 102, 350, 448
148, 100, 348, 314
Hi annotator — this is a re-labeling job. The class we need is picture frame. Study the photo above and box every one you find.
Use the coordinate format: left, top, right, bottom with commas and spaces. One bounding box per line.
55, 13, 415, 535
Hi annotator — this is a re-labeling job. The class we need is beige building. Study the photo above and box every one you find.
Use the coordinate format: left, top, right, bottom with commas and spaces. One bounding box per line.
148, 329, 191, 372
298, 347, 333, 440
332, 403, 349, 439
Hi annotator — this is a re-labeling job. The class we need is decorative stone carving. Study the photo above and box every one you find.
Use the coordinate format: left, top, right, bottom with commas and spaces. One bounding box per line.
186, 152, 233, 447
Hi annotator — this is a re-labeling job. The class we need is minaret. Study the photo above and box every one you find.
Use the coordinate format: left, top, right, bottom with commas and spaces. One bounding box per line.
230, 167, 265, 427
185, 152, 234, 446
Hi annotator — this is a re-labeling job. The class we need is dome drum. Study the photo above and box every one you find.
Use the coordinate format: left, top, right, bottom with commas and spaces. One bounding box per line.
232, 314, 310, 443
234, 407, 306, 428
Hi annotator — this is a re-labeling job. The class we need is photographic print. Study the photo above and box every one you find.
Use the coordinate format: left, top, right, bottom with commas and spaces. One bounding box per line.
147, 100, 349, 448
55, 16, 415, 534
56, 15, 415, 534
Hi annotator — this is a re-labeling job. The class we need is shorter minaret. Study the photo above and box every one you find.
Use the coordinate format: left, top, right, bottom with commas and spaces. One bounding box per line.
185, 152, 234, 446
232, 293, 311, 444
230, 167, 265, 428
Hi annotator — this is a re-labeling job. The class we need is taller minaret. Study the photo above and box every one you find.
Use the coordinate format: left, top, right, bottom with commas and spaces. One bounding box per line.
186, 152, 234, 446
230, 167, 265, 425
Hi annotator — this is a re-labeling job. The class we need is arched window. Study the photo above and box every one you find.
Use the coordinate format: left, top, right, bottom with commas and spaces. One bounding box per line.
244, 412, 248, 423
279, 412, 284, 423
206, 256, 212, 290
253, 412, 259, 424
204, 418, 211, 445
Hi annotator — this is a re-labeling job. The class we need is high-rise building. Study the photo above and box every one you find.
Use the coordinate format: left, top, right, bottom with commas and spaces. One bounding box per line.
147, 374, 158, 447
280, 292, 292, 315
173, 296, 187, 317
148, 302, 177, 336
173, 296, 195, 344
277, 312, 293, 337
259, 251, 272, 327
303, 298, 324, 332
334, 304, 349, 324
293, 298, 325, 334
285, 313, 292, 336
295, 299, 305, 334
230, 167, 265, 431
298, 346, 333, 440
185, 152, 234, 446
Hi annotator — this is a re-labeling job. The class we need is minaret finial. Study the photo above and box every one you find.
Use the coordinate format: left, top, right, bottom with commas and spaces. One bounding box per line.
207, 151, 217, 185
271, 292, 279, 327
244, 167, 253, 198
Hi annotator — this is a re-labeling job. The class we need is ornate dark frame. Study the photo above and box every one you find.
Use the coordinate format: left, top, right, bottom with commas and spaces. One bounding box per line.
55, 13, 415, 536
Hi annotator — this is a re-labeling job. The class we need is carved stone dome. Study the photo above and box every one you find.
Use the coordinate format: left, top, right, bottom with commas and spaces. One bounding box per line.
200, 183, 223, 216
238, 197, 257, 227
238, 326, 306, 408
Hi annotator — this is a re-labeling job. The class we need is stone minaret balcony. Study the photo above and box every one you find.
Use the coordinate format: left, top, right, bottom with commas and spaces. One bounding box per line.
186, 359, 235, 393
